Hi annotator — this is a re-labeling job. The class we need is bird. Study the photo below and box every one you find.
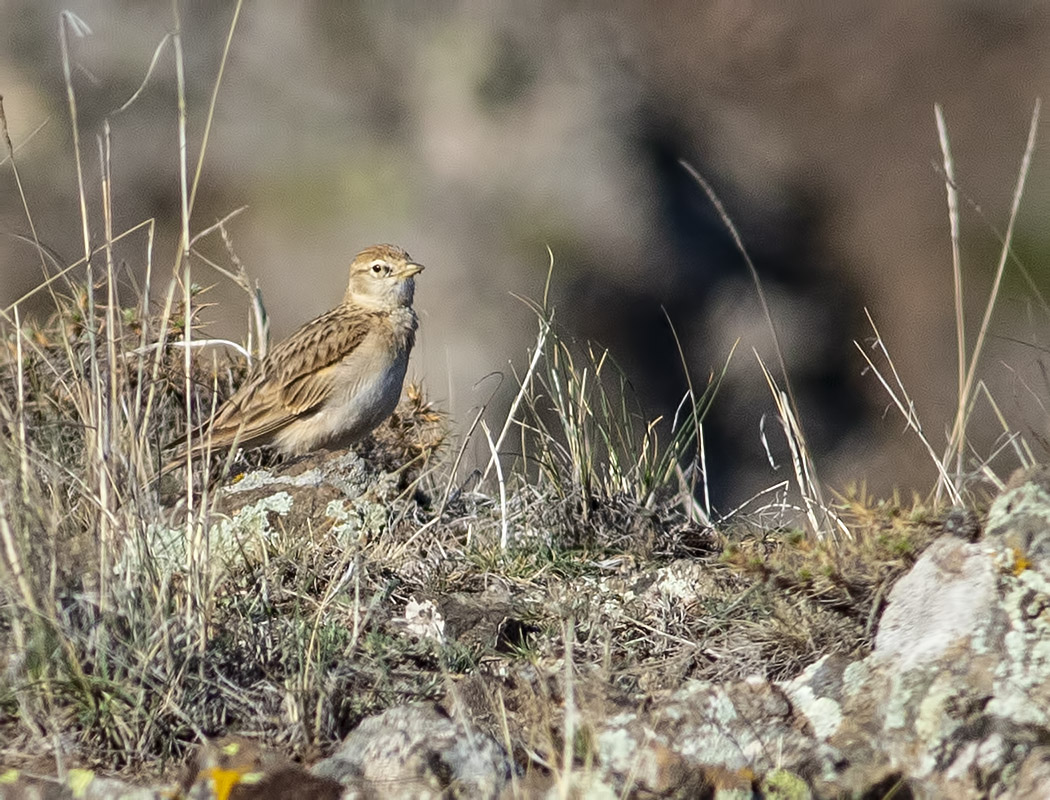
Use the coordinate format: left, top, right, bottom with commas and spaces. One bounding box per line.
163, 243, 423, 473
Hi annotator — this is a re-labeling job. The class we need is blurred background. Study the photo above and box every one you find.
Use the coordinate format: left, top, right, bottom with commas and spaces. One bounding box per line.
3, 0, 1050, 509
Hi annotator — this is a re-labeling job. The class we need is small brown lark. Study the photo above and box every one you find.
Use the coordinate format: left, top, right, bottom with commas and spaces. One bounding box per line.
165, 244, 423, 471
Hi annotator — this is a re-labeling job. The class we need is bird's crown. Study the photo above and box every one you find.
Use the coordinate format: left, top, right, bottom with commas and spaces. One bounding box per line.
351, 244, 412, 270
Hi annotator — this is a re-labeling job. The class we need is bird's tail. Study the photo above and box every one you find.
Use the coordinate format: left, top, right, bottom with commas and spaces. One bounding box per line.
155, 427, 240, 482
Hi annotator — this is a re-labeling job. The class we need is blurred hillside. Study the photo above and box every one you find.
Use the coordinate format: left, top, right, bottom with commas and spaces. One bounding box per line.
3, 1, 1050, 506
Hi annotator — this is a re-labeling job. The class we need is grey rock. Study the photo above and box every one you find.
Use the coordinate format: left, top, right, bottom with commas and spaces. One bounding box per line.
312, 703, 513, 800
986, 465, 1050, 559
564, 470, 1050, 797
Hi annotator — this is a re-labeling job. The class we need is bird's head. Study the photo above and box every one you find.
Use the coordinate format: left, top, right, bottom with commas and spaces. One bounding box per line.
346, 244, 424, 307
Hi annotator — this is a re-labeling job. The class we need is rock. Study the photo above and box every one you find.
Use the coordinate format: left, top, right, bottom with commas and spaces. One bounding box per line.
871, 535, 998, 671
1012, 746, 1050, 798
540, 470, 1050, 797
986, 465, 1050, 561
134, 450, 398, 581
312, 703, 513, 799
0, 769, 163, 799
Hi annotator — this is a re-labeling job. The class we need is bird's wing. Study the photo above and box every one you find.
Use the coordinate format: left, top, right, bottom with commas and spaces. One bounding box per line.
199, 304, 382, 447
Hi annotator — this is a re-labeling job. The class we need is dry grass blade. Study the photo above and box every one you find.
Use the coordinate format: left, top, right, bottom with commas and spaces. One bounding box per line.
503, 293, 722, 518
172, 1, 197, 515
755, 351, 850, 541
0, 99, 49, 279
0, 114, 51, 171
940, 98, 1040, 499
481, 420, 509, 549
679, 158, 829, 537
188, 0, 244, 216
855, 310, 961, 505
115, 33, 173, 113
664, 306, 714, 519
480, 247, 555, 485
2, 220, 158, 314
935, 103, 966, 485
59, 11, 92, 264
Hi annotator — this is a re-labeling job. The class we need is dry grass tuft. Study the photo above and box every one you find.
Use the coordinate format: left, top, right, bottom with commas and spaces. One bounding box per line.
0, 271, 452, 771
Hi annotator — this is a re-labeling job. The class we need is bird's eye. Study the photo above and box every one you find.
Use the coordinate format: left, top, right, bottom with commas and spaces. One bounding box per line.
371, 262, 384, 274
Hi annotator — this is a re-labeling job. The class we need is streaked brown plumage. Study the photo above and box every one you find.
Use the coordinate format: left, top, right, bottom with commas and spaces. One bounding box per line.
164, 244, 423, 472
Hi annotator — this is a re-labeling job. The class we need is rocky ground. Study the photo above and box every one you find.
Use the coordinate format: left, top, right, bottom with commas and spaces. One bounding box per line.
4, 7, 1050, 794
3, 431, 1048, 799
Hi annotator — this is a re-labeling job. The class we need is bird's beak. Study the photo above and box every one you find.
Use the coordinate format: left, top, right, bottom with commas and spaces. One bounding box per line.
401, 262, 425, 277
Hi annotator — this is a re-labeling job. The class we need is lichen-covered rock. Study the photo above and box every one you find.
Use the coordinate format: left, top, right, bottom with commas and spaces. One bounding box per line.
0, 769, 163, 799
312, 703, 513, 799
545, 472, 1050, 797
778, 524, 1050, 798
986, 465, 1050, 560
218, 450, 399, 548
130, 450, 398, 580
